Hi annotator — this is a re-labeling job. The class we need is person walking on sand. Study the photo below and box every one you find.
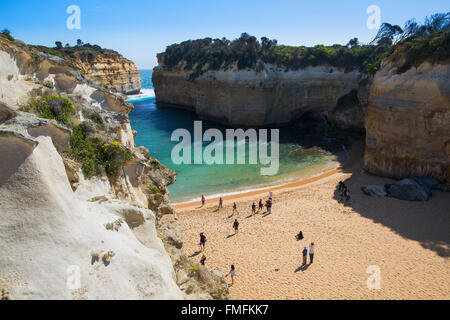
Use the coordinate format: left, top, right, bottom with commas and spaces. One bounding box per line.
200, 254, 207, 266
302, 247, 308, 265
309, 242, 315, 263
219, 197, 223, 210
226, 265, 236, 286
232, 202, 238, 216
258, 199, 263, 212
269, 191, 273, 200
233, 219, 239, 234
201, 195, 206, 207
267, 199, 273, 214
251, 202, 256, 215
199, 232, 207, 252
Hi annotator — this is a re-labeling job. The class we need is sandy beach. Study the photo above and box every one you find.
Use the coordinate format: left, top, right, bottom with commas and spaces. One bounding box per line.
175, 146, 450, 300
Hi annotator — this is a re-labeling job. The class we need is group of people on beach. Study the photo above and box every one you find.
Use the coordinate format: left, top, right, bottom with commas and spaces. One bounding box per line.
338, 181, 351, 203
196, 191, 276, 286
296, 232, 316, 265
197, 191, 318, 286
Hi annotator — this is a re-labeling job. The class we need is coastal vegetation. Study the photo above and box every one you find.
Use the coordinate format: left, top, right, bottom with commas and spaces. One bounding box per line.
158, 12, 449, 79
1, 28, 14, 42
69, 123, 132, 178
31, 41, 120, 60
23, 95, 76, 127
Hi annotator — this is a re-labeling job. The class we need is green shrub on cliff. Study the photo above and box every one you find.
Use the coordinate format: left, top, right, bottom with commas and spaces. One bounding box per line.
99, 142, 132, 176
31, 43, 120, 60
394, 31, 450, 73
82, 109, 106, 129
69, 123, 99, 178
1, 28, 14, 42
69, 123, 132, 178
149, 186, 162, 195
26, 95, 76, 127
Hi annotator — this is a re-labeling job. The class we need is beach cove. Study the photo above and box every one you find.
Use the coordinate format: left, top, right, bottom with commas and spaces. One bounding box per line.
175, 146, 450, 299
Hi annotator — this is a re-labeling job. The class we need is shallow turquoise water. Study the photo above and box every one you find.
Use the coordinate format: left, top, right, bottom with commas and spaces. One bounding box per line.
128, 70, 341, 203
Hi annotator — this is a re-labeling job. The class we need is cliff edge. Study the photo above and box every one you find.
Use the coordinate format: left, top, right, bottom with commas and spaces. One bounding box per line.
0, 33, 229, 300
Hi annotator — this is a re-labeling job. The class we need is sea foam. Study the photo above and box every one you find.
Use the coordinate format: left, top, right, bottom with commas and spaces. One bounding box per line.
126, 89, 155, 103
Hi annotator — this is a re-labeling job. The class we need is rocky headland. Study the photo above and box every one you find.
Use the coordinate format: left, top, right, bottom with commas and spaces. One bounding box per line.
153, 28, 450, 183
0, 33, 229, 300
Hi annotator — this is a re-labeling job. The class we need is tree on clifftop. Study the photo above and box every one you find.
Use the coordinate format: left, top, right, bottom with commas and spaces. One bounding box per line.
347, 38, 359, 48
370, 23, 404, 46
76, 39, 84, 46
1, 28, 14, 41
55, 41, 63, 49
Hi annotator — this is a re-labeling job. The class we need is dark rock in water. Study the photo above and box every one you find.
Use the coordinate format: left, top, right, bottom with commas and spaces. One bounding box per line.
361, 185, 387, 197
385, 179, 431, 201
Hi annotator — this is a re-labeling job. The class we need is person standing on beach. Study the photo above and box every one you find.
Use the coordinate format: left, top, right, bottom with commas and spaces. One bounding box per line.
201, 195, 206, 207
267, 199, 273, 214
302, 247, 308, 265
296, 231, 304, 241
269, 191, 273, 200
232, 202, 238, 216
219, 197, 223, 210
233, 219, 239, 234
251, 202, 256, 215
200, 254, 207, 266
309, 242, 315, 263
199, 232, 207, 252
226, 265, 236, 286
258, 199, 263, 212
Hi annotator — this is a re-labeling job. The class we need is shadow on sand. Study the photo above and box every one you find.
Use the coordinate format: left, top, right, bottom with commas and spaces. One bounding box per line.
295, 263, 311, 273
333, 143, 450, 258
189, 251, 202, 258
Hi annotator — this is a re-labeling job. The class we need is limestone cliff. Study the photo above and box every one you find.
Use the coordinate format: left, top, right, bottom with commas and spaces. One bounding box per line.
70, 51, 142, 95
153, 64, 371, 131
0, 34, 229, 300
364, 59, 450, 182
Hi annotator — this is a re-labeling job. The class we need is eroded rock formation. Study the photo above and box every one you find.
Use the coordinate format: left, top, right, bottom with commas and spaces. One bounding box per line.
153, 64, 371, 130
70, 51, 141, 95
364, 59, 450, 182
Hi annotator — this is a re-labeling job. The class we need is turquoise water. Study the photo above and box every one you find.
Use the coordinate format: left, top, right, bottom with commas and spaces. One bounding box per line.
128, 70, 341, 203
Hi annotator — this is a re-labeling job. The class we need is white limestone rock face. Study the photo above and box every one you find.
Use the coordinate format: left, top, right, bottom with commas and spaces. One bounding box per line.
0, 51, 34, 108
0, 136, 183, 300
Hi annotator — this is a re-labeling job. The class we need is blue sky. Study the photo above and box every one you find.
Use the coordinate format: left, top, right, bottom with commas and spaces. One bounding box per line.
1, 0, 448, 69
